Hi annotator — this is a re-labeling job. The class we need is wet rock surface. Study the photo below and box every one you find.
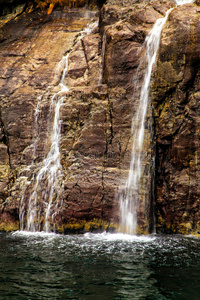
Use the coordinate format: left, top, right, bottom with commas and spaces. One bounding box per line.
0, 0, 199, 233
152, 3, 200, 233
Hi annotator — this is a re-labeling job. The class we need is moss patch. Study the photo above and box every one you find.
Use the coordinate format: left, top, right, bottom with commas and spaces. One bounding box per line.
0, 221, 19, 232
56, 219, 118, 234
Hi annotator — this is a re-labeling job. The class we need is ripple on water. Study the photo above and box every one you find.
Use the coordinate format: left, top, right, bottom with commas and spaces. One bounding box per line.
0, 232, 199, 300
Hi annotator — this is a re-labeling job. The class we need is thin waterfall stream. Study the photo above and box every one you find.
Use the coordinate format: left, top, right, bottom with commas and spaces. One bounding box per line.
19, 20, 98, 232
119, 0, 194, 235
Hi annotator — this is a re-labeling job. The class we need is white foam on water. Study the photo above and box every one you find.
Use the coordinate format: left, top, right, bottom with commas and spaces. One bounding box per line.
84, 232, 156, 243
186, 234, 200, 240
12, 230, 57, 238
11, 231, 156, 246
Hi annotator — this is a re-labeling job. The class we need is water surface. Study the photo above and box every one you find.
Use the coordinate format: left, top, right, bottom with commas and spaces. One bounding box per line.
0, 232, 200, 299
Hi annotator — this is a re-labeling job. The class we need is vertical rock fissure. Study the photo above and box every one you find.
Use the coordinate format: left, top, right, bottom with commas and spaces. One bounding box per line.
107, 94, 114, 145
0, 108, 11, 169
81, 38, 90, 72
99, 31, 106, 84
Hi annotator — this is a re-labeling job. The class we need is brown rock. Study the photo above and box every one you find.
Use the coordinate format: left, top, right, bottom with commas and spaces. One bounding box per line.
152, 4, 200, 234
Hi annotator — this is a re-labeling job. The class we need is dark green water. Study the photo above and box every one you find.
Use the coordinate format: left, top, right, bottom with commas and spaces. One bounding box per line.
0, 232, 200, 300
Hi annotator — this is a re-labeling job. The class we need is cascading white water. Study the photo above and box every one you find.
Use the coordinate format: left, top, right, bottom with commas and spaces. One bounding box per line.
32, 95, 42, 164
26, 60, 69, 232
176, 0, 194, 4
119, 0, 193, 235
20, 20, 98, 232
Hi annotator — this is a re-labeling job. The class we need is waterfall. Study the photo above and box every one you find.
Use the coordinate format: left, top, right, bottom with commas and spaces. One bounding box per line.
119, 0, 193, 235
175, 0, 194, 4
25, 59, 69, 232
32, 95, 42, 164
19, 20, 98, 232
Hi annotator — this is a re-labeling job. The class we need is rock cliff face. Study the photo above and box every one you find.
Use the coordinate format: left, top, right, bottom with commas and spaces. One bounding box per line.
0, 0, 199, 233
152, 2, 200, 234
